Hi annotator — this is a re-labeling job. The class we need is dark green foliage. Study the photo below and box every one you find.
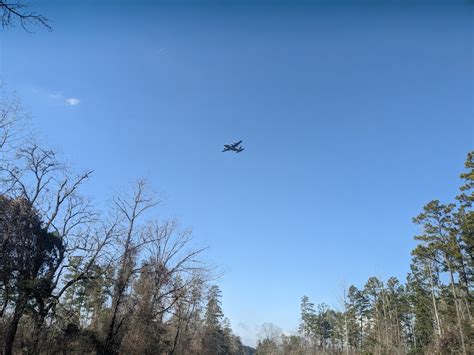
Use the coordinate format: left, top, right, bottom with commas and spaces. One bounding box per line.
202, 285, 243, 354
0, 196, 64, 355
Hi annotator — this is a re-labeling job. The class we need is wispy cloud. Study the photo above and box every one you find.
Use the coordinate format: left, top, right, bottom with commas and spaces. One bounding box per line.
65, 97, 80, 106
48, 92, 62, 100
45, 90, 81, 106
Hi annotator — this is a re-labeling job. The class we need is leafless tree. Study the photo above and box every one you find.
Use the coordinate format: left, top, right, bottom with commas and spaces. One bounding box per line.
101, 180, 160, 354
0, 89, 28, 152
0, 1, 50, 31
0, 89, 239, 355
0, 89, 110, 354
118, 219, 210, 354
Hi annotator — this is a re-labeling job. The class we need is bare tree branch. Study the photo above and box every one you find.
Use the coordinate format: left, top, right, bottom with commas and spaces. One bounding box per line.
0, 1, 51, 31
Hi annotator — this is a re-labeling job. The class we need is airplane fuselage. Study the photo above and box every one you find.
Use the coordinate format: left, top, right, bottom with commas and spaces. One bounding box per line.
223, 140, 244, 153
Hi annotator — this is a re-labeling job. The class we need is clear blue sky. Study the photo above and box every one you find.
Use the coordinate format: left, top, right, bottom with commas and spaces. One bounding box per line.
1, 0, 472, 346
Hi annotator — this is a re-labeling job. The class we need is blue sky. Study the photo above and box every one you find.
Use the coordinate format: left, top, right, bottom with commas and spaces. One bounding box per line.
1, 0, 472, 346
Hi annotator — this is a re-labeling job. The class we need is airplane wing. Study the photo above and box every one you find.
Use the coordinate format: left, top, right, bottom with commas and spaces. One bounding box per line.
231, 140, 242, 147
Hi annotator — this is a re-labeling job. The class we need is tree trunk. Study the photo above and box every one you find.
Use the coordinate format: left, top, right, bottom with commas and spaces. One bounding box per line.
31, 311, 47, 355
170, 325, 181, 355
446, 257, 467, 355
343, 311, 349, 355
3, 298, 26, 355
427, 262, 442, 337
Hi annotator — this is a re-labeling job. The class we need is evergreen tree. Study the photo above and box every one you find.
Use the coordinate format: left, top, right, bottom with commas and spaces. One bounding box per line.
202, 285, 226, 354
299, 295, 317, 348
413, 200, 468, 354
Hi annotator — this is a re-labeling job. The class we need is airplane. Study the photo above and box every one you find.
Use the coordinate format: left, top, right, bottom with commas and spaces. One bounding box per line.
222, 140, 244, 153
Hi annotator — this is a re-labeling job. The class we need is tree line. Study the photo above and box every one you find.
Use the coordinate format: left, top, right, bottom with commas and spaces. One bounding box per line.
0, 90, 254, 354
2, 2, 472, 354
255, 153, 473, 354
1, 89, 472, 355
1, 96, 472, 355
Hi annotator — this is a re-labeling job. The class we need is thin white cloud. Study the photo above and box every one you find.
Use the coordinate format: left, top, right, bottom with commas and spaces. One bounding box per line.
39, 89, 80, 107
65, 97, 80, 106
48, 92, 63, 100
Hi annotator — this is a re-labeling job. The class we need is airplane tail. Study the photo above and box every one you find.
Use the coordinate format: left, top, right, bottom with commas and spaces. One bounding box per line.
237, 148, 245, 153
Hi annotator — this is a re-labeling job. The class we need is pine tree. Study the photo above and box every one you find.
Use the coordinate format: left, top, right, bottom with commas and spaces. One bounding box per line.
413, 200, 468, 354
299, 295, 317, 348
348, 285, 370, 350
202, 285, 226, 354
406, 265, 436, 351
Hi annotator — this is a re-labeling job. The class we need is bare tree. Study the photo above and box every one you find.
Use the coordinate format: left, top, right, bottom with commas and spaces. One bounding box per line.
0, 88, 29, 152
0, 1, 50, 31
0, 90, 108, 354
101, 180, 159, 354
120, 220, 209, 354
145, 219, 209, 313
0, 89, 241, 355
337, 283, 351, 355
